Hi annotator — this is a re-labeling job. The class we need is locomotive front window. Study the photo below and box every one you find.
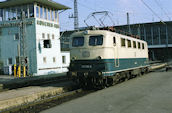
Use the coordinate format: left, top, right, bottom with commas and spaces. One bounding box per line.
89, 35, 103, 46
72, 37, 84, 47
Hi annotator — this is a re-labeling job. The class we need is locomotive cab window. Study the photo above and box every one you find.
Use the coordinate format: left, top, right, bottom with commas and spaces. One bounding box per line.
72, 37, 84, 47
89, 35, 103, 46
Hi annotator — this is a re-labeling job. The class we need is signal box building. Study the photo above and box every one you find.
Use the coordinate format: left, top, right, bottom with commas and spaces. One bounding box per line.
0, 0, 70, 75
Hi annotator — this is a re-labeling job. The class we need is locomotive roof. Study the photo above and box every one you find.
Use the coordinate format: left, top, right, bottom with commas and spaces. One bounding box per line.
72, 30, 146, 43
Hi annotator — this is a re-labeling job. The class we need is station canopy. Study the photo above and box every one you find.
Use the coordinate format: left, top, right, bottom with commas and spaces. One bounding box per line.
0, 0, 70, 10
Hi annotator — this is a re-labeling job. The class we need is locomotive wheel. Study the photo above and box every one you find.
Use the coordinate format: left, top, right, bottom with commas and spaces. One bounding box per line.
125, 73, 130, 81
113, 73, 120, 84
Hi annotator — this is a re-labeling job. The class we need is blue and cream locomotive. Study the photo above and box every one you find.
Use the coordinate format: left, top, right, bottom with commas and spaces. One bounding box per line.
68, 29, 149, 88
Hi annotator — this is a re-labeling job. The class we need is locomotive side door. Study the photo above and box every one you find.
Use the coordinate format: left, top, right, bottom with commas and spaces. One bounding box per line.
113, 36, 119, 67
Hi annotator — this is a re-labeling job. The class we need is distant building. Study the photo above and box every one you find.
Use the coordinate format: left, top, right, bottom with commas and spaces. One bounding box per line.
60, 21, 172, 61
0, 0, 70, 75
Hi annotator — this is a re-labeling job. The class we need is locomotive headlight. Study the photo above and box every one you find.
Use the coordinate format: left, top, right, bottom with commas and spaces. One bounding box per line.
72, 56, 77, 61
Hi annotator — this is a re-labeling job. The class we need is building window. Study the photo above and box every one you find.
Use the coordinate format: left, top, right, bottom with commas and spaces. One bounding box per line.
23, 5, 28, 18
29, 4, 34, 17
142, 43, 145, 49
11, 7, 17, 20
16, 56, 19, 64
51, 10, 54, 21
121, 38, 126, 47
55, 10, 58, 22
44, 7, 47, 19
53, 57, 56, 63
8, 58, 12, 65
47, 34, 50, 39
42, 33, 45, 38
62, 56, 66, 64
40, 6, 43, 18
48, 8, 51, 20
14, 33, 19, 40
138, 42, 141, 49
43, 57, 46, 63
0, 9, 3, 21
36, 5, 39, 18
127, 39, 131, 48
5, 8, 9, 21
43, 40, 51, 48
17, 7, 21, 19
133, 41, 136, 48
52, 34, 55, 39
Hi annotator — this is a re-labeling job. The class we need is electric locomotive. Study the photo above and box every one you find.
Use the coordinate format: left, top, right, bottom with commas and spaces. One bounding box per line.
68, 29, 149, 88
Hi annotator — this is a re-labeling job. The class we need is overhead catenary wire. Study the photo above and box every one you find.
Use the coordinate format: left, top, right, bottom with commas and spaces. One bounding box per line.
140, 0, 164, 23
154, 0, 171, 21
68, 0, 96, 11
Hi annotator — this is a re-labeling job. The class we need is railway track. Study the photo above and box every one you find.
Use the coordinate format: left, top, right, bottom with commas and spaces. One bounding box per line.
0, 63, 168, 113
1, 70, 153, 113
2, 88, 93, 113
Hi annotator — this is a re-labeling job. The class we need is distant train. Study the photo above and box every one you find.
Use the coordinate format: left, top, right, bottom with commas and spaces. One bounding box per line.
68, 29, 149, 88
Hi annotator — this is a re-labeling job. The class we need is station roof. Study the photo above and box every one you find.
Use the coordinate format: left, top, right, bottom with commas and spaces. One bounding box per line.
0, 0, 70, 10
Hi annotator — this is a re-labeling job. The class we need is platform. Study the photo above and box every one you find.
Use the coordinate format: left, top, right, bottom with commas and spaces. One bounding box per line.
0, 73, 67, 90
0, 81, 74, 112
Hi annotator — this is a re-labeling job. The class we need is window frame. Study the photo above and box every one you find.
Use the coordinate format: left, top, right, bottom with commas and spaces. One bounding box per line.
53, 57, 56, 63
138, 42, 141, 49
133, 41, 137, 48
42, 33, 45, 38
8, 58, 12, 65
127, 39, 131, 48
43, 57, 46, 63
40, 5, 43, 18
62, 56, 66, 64
142, 43, 145, 49
52, 34, 55, 39
89, 35, 103, 46
14, 33, 19, 40
121, 38, 126, 47
36, 5, 39, 18
113, 37, 116, 44
72, 36, 84, 47
43, 39, 52, 48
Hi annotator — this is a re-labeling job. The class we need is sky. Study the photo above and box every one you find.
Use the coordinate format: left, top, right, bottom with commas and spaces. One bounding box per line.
55, 0, 172, 31
0, 0, 172, 31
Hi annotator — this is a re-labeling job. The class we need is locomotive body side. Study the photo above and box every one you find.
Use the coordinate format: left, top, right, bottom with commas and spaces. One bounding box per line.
68, 30, 149, 87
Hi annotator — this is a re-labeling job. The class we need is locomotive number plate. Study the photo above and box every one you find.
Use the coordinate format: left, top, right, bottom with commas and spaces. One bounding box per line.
81, 65, 92, 68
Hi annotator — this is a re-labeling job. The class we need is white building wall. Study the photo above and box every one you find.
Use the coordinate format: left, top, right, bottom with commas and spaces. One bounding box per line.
35, 19, 63, 75
61, 51, 70, 72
